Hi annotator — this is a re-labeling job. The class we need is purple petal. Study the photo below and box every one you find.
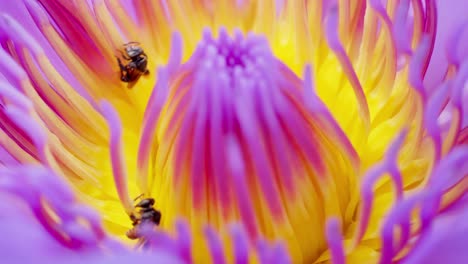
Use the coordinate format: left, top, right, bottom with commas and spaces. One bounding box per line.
325, 218, 345, 264
100, 100, 133, 214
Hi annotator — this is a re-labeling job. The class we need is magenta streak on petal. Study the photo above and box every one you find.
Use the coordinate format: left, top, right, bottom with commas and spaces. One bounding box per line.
138, 32, 181, 194
0, 81, 33, 111
26, 166, 75, 204
0, 110, 37, 162
255, 77, 294, 194
160, 0, 173, 27
2, 12, 102, 146
192, 31, 228, 212
0, 15, 41, 54
420, 147, 468, 228
269, 68, 328, 177
256, 62, 302, 189
384, 130, 407, 199
208, 69, 230, 218
100, 101, 133, 214
354, 130, 406, 245
429, 146, 468, 190
26, 167, 104, 247
66, 204, 106, 240
0, 166, 109, 250
34, 195, 81, 248
100, 0, 139, 44
424, 82, 450, 161
392, 0, 412, 56
235, 92, 284, 219
0, 146, 19, 165
175, 220, 193, 264
62, 221, 98, 247
3, 105, 48, 163
129, 0, 150, 29
171, 68, 205, 189
379, 193, 422, 264
421, 0, 437, 77
22, 0, 98, 108
190, 73, 209, 209
380, 147, 468, 263
302, 64, 321, 113
173, 94, 196, 187
0, 15, 77, 111
227, 135, 259, 238
184, 28, 294, 219
326, 218, 345, 264
324, 7, 370, 125
137, 67, 169, 192
423, 147, 468, 229
409, 35, 430, 99
277, 97, 327, 176
34, 0, 112, 73
302, 65, 360, 166
369, 0, 398, 89
354, 165, 381, 245
204, 226, 227, 264
102, 0, 137, 29
410, 0, 424, 42
0, 49, 30, 95
230, 224, 249, 264
436, 192, 468, 216
164, 73, 193, 130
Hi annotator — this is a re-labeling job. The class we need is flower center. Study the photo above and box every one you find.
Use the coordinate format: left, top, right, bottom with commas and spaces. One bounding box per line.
137, 28, 359, 263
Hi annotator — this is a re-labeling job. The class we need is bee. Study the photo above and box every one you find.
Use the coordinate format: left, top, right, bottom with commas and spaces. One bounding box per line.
116, 42, 150, 83
126, 195, 162, 241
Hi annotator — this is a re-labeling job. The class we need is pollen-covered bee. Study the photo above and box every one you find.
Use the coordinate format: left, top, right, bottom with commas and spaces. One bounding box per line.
116, 42, 150, 83
126, 195, 162, 241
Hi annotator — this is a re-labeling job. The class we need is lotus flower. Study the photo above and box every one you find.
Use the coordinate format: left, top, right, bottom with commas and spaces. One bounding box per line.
0, 0, 467, 263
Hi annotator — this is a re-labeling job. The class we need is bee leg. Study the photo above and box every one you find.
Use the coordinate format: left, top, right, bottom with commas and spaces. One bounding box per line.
121, 73, 130, 82
117, 59, 130, 82
143, 69, 150, 75
120, 71, 130, 82
119, 69, 128, 82
129, 213, 139, 226
117, 57, 126, 71
120, 75, 130, 82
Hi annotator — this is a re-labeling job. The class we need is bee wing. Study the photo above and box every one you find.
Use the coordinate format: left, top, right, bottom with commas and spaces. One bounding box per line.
125, 41, 140, 46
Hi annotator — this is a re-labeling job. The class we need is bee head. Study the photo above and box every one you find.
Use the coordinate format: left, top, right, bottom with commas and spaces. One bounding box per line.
125, 44, 143, 59
135, 198, 155, 208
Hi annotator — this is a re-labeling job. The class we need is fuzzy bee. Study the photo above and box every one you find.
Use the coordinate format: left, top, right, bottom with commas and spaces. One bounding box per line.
116, 42, 150, 84
126, 196, 161, 241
